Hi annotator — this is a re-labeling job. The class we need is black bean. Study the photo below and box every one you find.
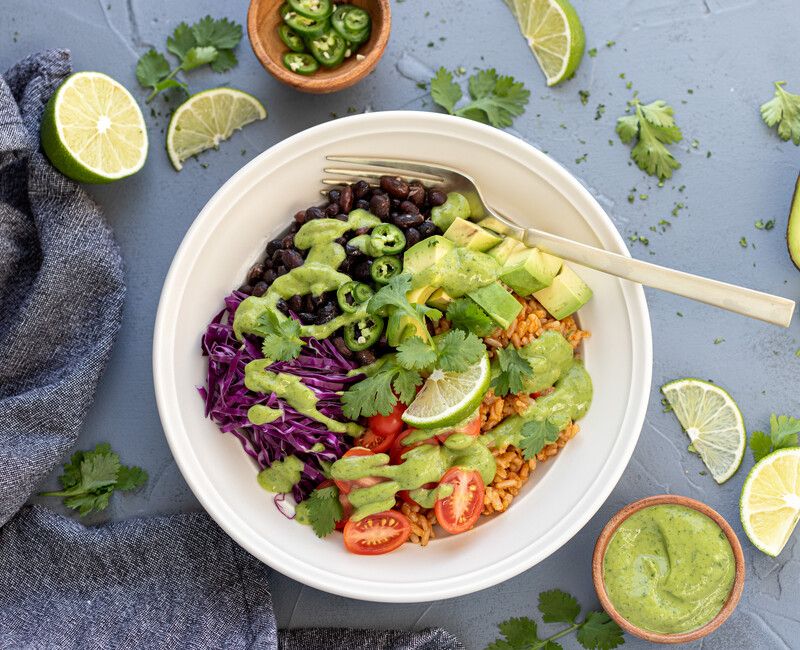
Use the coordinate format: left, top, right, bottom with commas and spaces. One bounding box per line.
405, 227, 421, 247
393, 212, 424, 228
334, 236, 347, 246
352, 260, 373, 281
276, 298, 288, 313
380, 175, 409, 199
428, 189, 447, 206
306, 206, 325, 221
289, 222, 300, 234
281, 234, 294, 249
418, 219, 437, 237
370, 193, 391, 219
298, 312, 316, 324
355, 198, 370, 211
296, 210, 309, 225
390, 198, 401, 210
276, 265, 288, 277
333, 336, 353, 358
238, 284, 253, 295
328, 189, 341, 203
389, 212, 398, 221
354, 349, 377, 366
354, 226, 371, 236
353, 180, 370, 199
252, 281, 269, 297
345, 244, 365, 258
287, 295, 303, 312
263, 269, 277, 285
339, 185, 354, 213
247, 263, 266, 284
282, 249, 304, 269
399, 200, 420, 215
325, 203, 340, 217
407, 183, 426, 207
335, 213, 348, 221
263, 256, 274, 270
311, 293, 327, 308
267, 239, 282, 256
338, 258, 351, 274
316, 302, 337, 324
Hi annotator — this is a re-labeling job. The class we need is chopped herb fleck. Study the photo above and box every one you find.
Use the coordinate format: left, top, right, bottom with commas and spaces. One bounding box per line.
691, 139, 699, 148
588, 47, 597, 57
739, 236, 748, 247
579, 89, 590, 105
714, 337, 725, 344
595, 103, 606, 120
755, 219, 775, 230
606, 40, 616, 47
575, 153, 588, 164
676, 311, 683, 317
661, 397, 673, 412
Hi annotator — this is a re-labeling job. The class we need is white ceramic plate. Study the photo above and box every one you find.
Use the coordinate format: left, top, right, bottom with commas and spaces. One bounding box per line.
153, 111, 652, 603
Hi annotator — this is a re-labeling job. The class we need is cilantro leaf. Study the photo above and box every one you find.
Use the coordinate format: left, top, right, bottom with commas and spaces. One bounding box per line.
368, 274, 441, 344
436, 330, 486, 372
136, 49, 170, 89
191, 15, 243, 50
496, 617, 539, 648
447, 298, 496, 337
304, 486, 343, 538
491, 346, 534, 397
538, 589, 581, 624
115, 465, 149, 492
519, 419, 560, 459
256, 310, 303, 361
576, 611, 624, 650
429, 67, 529, 129
616, 99, 682, 179
393, 367, 424, 404
760, 81, 800, 145
180, 46, 219, 72
750, 430, 773, 463
397, 336, 438, 370
769, 414, 800, 450
166, 22, 197, 60
342, 356, 423, 419
210, 48, 238, 73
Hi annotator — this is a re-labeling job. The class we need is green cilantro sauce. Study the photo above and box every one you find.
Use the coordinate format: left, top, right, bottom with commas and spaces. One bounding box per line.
257, 455, 303, 493
603, 505, 735, 634
411, 247, 500, 298
247, 404, 283, 424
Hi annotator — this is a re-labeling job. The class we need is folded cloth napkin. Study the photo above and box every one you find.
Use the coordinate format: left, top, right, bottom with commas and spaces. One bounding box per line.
0, 50, 463, 650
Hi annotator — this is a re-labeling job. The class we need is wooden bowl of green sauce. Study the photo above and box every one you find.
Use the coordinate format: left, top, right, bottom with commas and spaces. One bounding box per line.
592, 495, 745, 644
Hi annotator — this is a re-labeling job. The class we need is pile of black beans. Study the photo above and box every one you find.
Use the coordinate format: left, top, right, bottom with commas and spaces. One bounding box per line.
239, 176, 448, 362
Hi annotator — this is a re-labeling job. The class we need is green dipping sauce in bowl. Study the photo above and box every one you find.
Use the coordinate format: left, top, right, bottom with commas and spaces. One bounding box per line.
602, 504, 735, 635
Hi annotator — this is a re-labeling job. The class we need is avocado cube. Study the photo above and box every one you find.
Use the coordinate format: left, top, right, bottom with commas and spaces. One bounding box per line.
427, 288, 454, 311
406, 285, 436, 304
430, 192, 471, 231
402, 235, 454, 275
488, 237, 528, 265
500, 248, 563, 296
467, 282, 523, 328
444, 217, 503, 252
533, 265, 593, 320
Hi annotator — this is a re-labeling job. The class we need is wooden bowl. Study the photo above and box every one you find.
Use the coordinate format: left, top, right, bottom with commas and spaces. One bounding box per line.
592, 495, 745, 645
247, 0, 391, 93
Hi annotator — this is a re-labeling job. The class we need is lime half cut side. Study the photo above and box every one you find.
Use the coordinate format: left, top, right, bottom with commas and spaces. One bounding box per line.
166, 88, 267, 171
40, 71, 148, 183
661, 378, 746, 484
401, 355, 490, 430
741, 447, 800, 556
511, 0, 585, 86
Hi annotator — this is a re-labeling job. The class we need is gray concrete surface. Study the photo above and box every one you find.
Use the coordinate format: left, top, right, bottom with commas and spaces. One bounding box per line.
3, 0, 800, 647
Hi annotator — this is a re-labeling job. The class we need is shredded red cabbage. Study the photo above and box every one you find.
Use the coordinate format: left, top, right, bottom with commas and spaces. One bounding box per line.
199, 291, 362, 503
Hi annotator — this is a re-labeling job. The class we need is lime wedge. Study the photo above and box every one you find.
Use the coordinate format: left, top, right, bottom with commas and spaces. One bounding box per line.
741, 447, 800, 556
166, 88, 266, 171
40, 71, 148, 183
661, 378, 746, 484
401, 355, 490, 430
509, 0, 585, 86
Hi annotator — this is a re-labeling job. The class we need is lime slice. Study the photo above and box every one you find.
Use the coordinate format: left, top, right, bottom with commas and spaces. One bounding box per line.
510, 0, 585, 86
661, 378, 746, 484
741, 447, 800, 556
401, 355, 490, 429
40, 71, 148, 183
166, 88, 266, 171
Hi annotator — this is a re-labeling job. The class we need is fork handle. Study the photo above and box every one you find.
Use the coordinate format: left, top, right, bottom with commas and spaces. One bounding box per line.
524, 227, 796, 327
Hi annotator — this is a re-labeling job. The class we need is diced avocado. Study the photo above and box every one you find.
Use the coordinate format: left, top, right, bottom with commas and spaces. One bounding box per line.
488, 237, 527, 265
467, 282, 523, 328
443, 217, 503, 252
430, 192, 470, 231
787, 172, 800, 271
427, 288, 454, 311
500, 248, 563, 296
402, 235, 454, 275
407, 285, 436, 304
533, 265, 593, 319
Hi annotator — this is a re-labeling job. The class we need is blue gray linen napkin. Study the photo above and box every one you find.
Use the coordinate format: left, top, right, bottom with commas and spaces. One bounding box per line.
0, 50, 463, 650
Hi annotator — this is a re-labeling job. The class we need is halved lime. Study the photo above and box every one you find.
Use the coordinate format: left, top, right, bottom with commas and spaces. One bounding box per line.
510, 0, 585, 86
401, 355, 490, 430
166, 88, 266, 171
661, 378, 746, 484
40, 71, 148, 183
741, 447, 800, 556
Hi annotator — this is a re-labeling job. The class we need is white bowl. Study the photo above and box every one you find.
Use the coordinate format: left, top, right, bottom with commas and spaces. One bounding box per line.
153, 111, 652, 603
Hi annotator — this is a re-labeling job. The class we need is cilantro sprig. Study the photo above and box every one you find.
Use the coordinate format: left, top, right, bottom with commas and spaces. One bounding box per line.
519, 419, 560, 460
136, 15, 242, 102
616, 99, 683, 180
303, 485, 344, 538
486, 589, 624, 650
39, 443, 147, 516
254, 310, 303, 361
760, 81, 800, 145
369, 274, 442, 346
491, 346, 534, 397
447, 298, 497, 337
750, 414, 800, 462
430, 67, 530, 129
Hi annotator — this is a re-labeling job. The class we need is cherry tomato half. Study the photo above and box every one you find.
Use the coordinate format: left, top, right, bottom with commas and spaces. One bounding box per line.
334, 447, 384, 495
317, 479, 353, 531
356, 428, 396, 454
398, 482, 437, 507
389, 429, 438, 465
368, 402, 406, 439
343, 510, 411, 555
434, 467, 485, 535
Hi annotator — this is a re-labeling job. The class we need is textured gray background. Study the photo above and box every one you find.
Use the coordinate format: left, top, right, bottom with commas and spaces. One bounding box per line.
3, 0, 800, 647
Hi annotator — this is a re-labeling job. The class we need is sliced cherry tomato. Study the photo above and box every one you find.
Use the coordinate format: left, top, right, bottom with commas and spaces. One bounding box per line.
434, 467, 485, 535
436, 415, 481, 443
368, 402, 406, 439
356, 428, 396, 454
334, 447, 384, 495
389, 429, 438, 465
343, 510, 411, 555
317, 479, 352, 531
398, 482, 437, 507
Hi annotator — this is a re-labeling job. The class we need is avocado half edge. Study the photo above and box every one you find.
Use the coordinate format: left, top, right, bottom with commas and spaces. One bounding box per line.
789, 172, 800, 271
